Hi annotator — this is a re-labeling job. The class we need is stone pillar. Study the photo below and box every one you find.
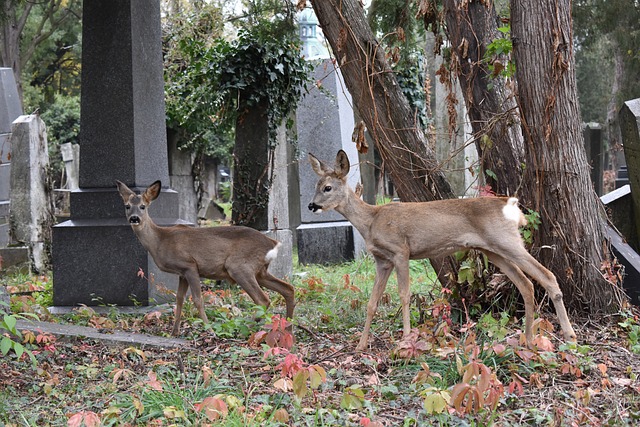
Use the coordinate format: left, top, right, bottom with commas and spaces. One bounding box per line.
620, 98, 640, 247
266, 124, 293, 279
8, 115, 55, 272
53, 1, 183, 307
295, 59, 365, 264
0, 68, 23, 249
434, 55, 477, 197
583, 122, 603, 196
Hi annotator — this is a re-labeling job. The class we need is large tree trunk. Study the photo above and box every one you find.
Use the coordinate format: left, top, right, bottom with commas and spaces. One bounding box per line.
511, 0, 625, 313
311, 0, 459, 281
442, 0, 524, 196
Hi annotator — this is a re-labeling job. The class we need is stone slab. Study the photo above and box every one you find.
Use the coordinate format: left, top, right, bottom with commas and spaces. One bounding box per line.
0, 68, 22, 135
297, 221, 355, 265
604, 224, 640, 306
620, 99, 640, 245
0, 163, 9, 200
602, 185, 638, 252
0, 246, 30, 270
15, 319, 190, 349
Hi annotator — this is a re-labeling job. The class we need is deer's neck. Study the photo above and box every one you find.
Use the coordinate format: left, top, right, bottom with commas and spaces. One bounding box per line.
132, 220, 162, 256
335, 190, 377, 240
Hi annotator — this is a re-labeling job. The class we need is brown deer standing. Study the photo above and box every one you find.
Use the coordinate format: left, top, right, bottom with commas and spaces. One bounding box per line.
116, 180, 295, 336
308, 150, 577, 351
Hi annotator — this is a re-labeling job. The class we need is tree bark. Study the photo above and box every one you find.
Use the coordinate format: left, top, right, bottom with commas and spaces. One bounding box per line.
511, 0, 624, 313
442, 0, 524, 196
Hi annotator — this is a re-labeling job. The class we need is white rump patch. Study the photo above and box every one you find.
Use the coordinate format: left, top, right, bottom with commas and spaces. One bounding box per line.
265, 241, 281, 263
502, 197, 523, 224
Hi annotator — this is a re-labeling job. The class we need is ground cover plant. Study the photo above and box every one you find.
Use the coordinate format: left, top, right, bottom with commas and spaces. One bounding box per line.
1, 256, 640, 426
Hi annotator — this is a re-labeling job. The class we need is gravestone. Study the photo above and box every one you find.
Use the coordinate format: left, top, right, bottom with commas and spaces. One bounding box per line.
601, 186, 640, 306
266, 125, 293, 279
295, 59, 365, 264
619, 98, 640, 246
583, 122, 604, 195
0, 68, 23, 250
52, 0, 184, 307
434, 41, 478, 197
8, 115, 55, 272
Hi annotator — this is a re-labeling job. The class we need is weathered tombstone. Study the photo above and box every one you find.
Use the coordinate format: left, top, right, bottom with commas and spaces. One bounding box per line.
167, 130, 197, 224
52, 0, 184, 307
0, 67, 23, 250
60, 142, 80, 190
619, 98, 640, 246
433, 41, 478, 197
583, 122, 604, 195
8, 115, 55, 272
295, 58, 366, 265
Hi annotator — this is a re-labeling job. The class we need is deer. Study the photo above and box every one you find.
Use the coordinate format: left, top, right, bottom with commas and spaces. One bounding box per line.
116, 180, 295, 336
308, 150, 577, 352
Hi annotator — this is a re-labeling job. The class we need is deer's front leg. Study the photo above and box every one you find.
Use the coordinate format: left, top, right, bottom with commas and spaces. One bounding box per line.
357, 257, 393, 352
184, 269, 208, 327
172, 276, 189, 336
394, 254, 412, 339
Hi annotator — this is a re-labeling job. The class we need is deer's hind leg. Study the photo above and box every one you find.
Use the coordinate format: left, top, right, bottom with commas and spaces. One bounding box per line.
510, 250, 577, 343
257, 270, 296, 321
485, 251, 536, 347
227, 267, 272, 310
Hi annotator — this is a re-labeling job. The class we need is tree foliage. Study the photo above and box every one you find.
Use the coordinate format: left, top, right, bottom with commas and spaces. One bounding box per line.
163, 1, 311, 164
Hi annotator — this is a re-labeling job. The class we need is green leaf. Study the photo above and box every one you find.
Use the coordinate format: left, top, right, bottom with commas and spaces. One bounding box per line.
1, 336, 12, 355
340, 385, 365, 410
424, 391, 450, 414
4, 314, 17, 333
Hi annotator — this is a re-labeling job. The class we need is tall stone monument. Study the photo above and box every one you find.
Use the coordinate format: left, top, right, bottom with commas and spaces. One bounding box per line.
53, 1, 183, 307
0, 68, 23, 249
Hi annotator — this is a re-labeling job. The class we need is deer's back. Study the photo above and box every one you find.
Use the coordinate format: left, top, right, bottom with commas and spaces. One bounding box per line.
368, 197, 522, 258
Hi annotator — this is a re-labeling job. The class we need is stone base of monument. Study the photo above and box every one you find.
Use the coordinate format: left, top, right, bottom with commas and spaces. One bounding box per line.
52, 187, 186, 307
296, 221, 365, 265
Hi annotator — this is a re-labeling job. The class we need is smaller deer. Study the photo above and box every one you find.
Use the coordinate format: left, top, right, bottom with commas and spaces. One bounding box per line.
308, 150, 577, 351
116, 180, 295, 336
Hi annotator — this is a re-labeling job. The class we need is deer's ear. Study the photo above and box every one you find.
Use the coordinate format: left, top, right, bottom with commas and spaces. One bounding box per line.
334, 150, 350, 178
143, 180, 162, 204
309, 153, 333, 176
116, 180, 134, 202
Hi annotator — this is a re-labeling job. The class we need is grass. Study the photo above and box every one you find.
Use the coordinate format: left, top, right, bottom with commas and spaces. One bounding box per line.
1, 255, 640, 426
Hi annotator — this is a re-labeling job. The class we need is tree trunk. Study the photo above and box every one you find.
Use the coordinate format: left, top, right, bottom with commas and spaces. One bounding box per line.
232, 96, 272, 230
310, 0, 459, 281
442, 0, 524, 196
0, 1, 31, 103
606, 38, 624, 173
511, 0, 625, 313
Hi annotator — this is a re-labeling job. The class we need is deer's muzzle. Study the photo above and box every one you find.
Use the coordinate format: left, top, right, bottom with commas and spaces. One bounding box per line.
308, 202, 322, 213
129, 216, 141, 225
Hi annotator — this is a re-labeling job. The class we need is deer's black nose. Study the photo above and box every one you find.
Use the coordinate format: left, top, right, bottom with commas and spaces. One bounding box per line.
308, 202, 321, 212
129, 215, 141, 225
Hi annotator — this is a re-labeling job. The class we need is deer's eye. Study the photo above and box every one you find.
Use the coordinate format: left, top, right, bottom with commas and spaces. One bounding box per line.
125, 205, 131, 210
140, 205, 146, 210
324, 185, 332, 192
